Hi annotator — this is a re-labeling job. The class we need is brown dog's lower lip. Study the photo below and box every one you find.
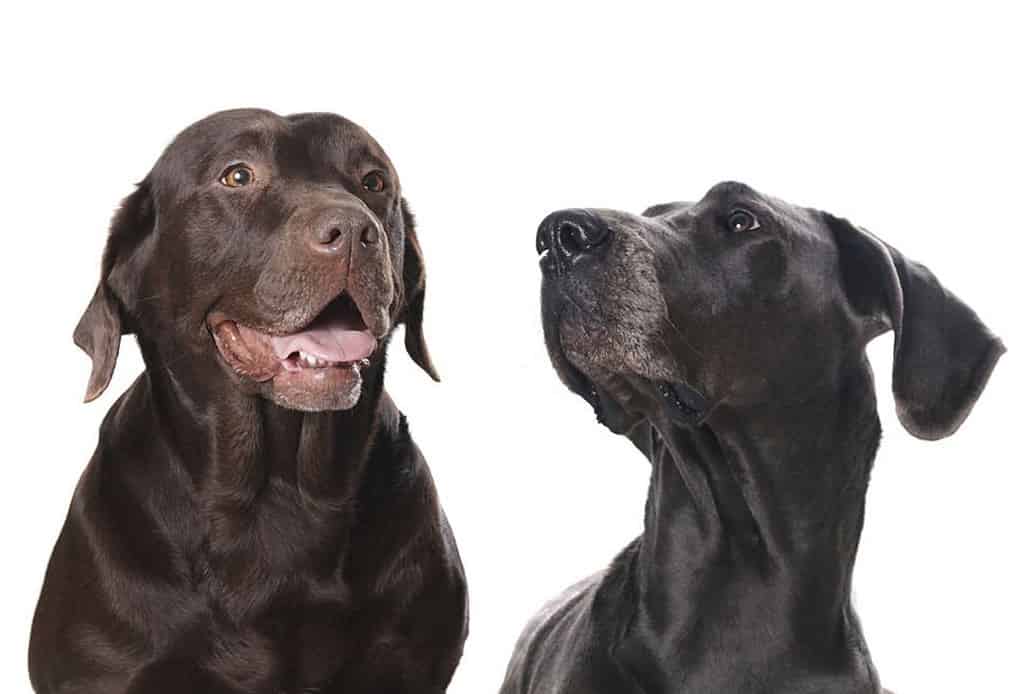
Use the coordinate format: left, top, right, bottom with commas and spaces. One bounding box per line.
272, 359, 366, 409
280, 353, 371, 372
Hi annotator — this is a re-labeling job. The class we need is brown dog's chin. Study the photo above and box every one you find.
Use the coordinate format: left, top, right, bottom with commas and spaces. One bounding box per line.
269, 363, 365, 411
209, 295, 378, 412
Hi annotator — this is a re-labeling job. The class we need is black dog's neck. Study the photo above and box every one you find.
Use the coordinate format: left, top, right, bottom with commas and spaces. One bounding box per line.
633, 357, 879, 660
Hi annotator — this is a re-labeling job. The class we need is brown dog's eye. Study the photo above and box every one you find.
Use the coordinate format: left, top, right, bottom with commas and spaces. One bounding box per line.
362, 171, 386, 193
727, 209, 760, 233
219, 164, 255, 188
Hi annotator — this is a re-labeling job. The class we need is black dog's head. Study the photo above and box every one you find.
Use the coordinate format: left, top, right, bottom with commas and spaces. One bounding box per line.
75, 108, 438, 412
538, 181, 1003, 440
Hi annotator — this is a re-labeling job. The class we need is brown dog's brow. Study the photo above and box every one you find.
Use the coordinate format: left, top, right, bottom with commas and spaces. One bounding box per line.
153, 118, 397, 195
192, 132, 278, 179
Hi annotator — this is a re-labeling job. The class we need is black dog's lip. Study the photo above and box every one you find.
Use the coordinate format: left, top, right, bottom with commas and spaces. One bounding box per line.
655, 380, 709, 424
576, 375, 708, 429
548, 312, 710, 428
563, 357, 709, 428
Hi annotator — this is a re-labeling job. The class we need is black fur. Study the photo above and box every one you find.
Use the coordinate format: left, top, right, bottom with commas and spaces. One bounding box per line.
503, 182, 1004, 694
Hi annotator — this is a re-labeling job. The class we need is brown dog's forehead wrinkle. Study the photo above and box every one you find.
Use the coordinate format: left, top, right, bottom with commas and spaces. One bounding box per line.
170, 108, 285, 148
286, 113, 398, 184
146, 110, 400, 209
185, 132, 279, 187
151, 109, 289, 186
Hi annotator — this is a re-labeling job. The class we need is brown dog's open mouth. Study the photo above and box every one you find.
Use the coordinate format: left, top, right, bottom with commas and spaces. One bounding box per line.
210, 293, 377, 382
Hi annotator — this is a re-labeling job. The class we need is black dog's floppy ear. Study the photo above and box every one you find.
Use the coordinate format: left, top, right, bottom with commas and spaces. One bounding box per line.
830, 214, 1005, 440
73, 181, 154, 402
398, 199, 440, 382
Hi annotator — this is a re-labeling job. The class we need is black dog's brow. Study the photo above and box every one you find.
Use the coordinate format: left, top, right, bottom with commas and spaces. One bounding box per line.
642, 201, 695, 218
706, 180, 758, 199
692, 181, 777, 222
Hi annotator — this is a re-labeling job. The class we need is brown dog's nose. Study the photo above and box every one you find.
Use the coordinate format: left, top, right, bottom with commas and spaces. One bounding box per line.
537, 210, 611, 275
310, 209, 380, 255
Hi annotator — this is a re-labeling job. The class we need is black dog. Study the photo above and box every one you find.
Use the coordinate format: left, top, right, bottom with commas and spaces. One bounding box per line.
501, 182, 1003, 694
29, 109, 467, 693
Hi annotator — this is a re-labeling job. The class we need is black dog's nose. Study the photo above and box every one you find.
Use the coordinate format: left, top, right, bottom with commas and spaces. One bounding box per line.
537, 210, 611, 274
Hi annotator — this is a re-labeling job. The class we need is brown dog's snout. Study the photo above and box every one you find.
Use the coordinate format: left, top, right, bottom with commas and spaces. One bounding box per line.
252, 199, 394, 337
537, 209, 611, 275
309, 206, 381, 255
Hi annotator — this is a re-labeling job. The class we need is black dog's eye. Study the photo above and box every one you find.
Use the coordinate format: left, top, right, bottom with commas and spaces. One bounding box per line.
219, 164, 255, 188
362, 171, 386, 193
726, 208, 760, 233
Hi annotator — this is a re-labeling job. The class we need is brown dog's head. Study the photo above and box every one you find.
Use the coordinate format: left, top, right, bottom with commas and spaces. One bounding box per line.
75, 108, 437, 411
538, 181, 1003, 440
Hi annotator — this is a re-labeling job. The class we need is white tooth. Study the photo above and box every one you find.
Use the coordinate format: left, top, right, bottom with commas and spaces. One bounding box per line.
302, 352, 316, 366
358, 358, 370, 368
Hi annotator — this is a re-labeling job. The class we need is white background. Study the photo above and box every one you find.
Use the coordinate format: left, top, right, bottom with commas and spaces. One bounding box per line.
2, 3, 1021, 692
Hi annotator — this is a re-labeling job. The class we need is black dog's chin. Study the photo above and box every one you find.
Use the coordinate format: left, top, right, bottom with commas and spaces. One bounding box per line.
547, 331, 709, 433
548, 345, 637, 435
544, 305, 708, 431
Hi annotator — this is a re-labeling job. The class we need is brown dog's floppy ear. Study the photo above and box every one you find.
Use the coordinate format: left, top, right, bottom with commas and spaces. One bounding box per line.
75, 283, 122, 403
398, 198, 440, 381
73, 182, 154, 402
830, 214, 1005, 440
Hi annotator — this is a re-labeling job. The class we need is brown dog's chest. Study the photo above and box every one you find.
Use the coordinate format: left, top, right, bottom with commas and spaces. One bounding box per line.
152, 569, 439, 693
32, 377, 466, 692
147, 480, 459, 692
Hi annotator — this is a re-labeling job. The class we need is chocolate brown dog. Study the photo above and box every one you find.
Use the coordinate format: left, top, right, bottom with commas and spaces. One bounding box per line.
501, 182, 1004, 693
29, 109, 467, 693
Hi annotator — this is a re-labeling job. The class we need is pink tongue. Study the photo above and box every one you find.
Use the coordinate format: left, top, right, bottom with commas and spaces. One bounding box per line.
270, 315, 376, 363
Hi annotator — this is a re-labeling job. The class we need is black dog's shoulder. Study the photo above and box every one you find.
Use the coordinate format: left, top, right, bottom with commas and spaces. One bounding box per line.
501, 539, 646, 694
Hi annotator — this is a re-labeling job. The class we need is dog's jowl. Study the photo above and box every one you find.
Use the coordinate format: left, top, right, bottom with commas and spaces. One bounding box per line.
29, 109, 467, 694
501, 182, 1004, 694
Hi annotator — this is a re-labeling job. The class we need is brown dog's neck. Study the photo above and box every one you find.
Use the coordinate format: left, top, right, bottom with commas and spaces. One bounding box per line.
138, 343, 394, 510
634, 357, 879, 657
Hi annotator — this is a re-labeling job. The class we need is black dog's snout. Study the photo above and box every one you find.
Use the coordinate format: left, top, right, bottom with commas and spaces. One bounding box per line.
537, 210, 611, 274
